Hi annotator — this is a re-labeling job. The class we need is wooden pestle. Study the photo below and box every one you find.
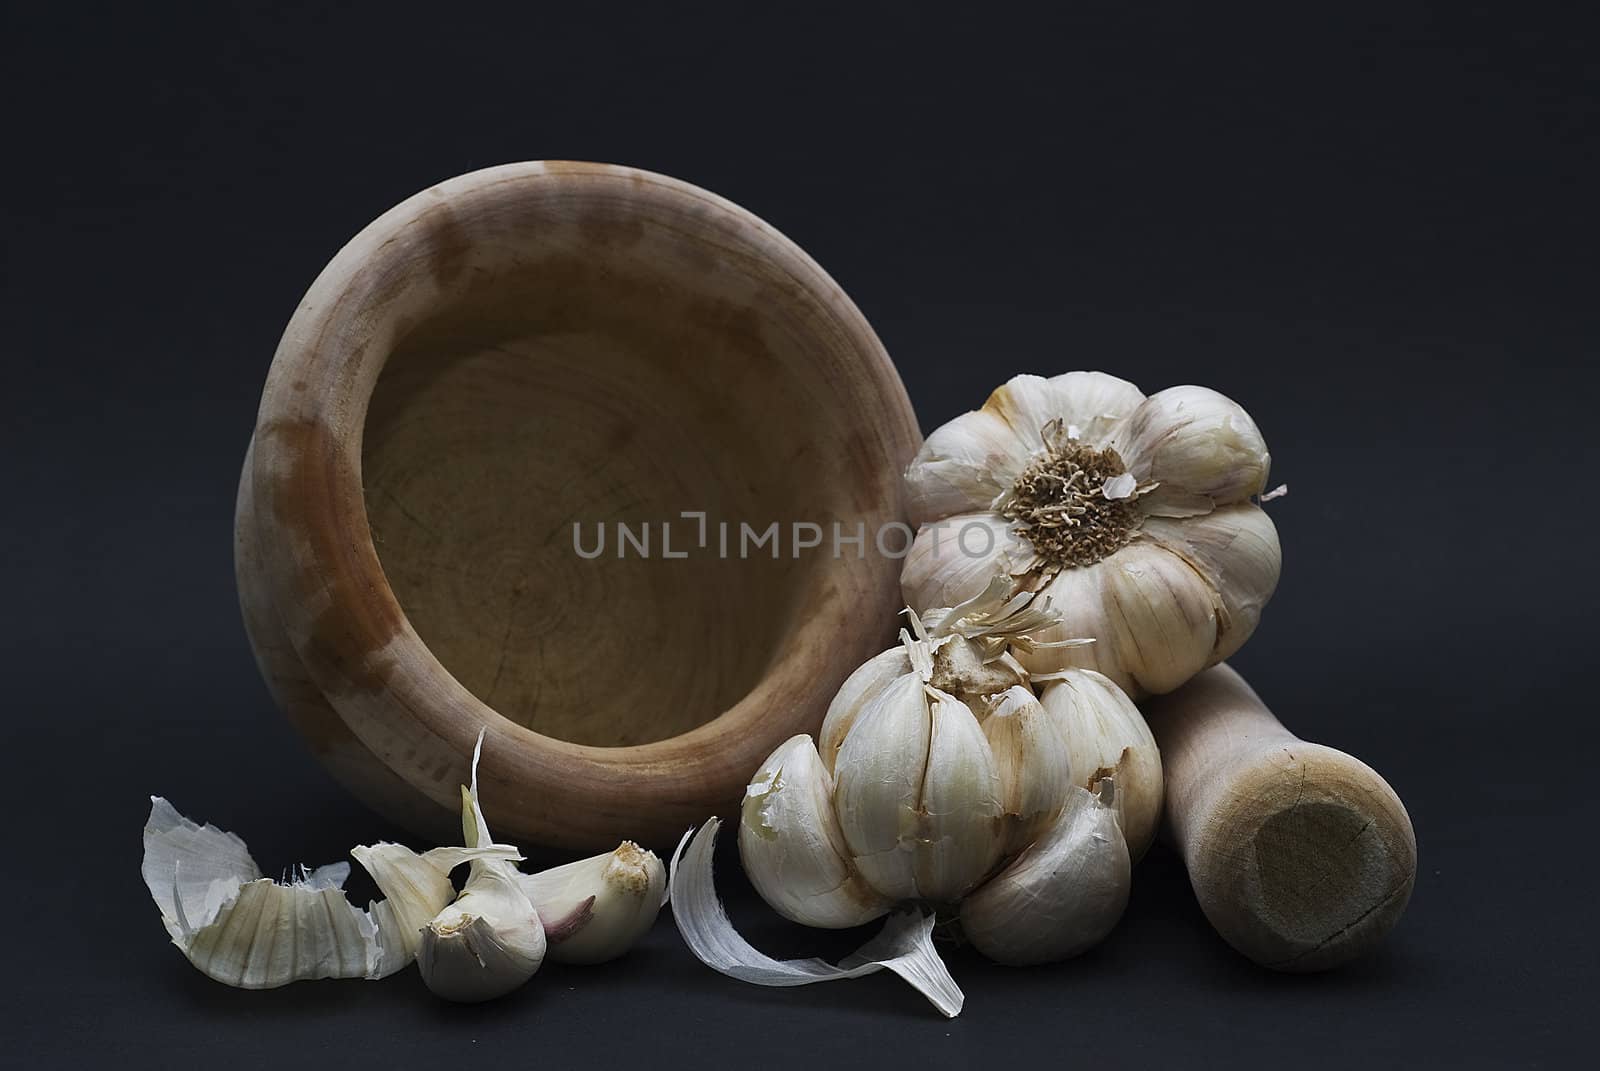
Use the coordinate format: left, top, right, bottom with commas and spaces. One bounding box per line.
1141, 664, 1416, 971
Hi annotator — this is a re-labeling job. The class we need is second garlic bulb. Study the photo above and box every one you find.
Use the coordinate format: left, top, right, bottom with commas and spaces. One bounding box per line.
737, 608, 1147, 963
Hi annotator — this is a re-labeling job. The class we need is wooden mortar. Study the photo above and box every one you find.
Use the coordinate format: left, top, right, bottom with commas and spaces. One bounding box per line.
235, 162, 921, 850
1142, 664, 1417, 971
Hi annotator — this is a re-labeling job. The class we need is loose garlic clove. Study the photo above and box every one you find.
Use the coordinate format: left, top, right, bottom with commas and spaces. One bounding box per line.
1109, 385, 1271, 514
959, 780, 1131, 966
738, 735, 894, 929
520, 842, 667, 964
1037, 671, 1164, 859
818, 647, 911, 774
982, 686, 1074, 855
355, 842, 476, 977
419, 737, 546, 1002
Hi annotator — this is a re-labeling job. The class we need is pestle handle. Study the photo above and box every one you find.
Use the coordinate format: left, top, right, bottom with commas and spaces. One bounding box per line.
1142, 664, 1416, 971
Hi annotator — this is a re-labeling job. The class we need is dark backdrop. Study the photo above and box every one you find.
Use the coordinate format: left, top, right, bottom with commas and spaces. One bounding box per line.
4, 3, 1596, 1067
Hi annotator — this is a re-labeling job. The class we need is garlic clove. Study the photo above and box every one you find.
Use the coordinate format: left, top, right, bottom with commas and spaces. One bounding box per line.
959, 779, 1131, 966
737, 734, 895, 929
902, 511, 1041, 613
1109, 385, 1271, 513
354, 842, 471, 977
1140, 503, 1282, 664
418, 736, 546, 1002
519, 840, 667, 964
1037, 671, 1164, 859
819, 646, 911, 774
418, 913, 542, 1003
831, 673, 932, 901
1011, 562, 1132, 691
982, 686, 1074, 855
913, 687, 1005, 902
904, 407, 1031, 527
987, 371, 1147, 453
1100, 542, 1219, 695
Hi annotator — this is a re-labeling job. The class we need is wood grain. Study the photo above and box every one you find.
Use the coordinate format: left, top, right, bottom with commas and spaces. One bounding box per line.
236, 162, 921, 850
1142, 665, 1416, 971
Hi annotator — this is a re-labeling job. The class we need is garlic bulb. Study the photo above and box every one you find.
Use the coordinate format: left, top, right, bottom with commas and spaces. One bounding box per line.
673, 610, 1136, 1017
141, 798, 517, 988
419, 735, 546, 1002
1037, 671, 1165, 858
960, 779, 1130, 966
520, 841, 667, 964
902, 372, 1282, 697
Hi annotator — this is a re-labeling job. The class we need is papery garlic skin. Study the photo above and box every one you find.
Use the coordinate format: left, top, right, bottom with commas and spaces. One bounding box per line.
959, 780, 1131, 966
1037, 673, 1164, 859
671, 819, 966, 1017
738, 735, 894, 929
902, 372, 1281, 698
141, 798, 505, 988
520, 840, 667, 964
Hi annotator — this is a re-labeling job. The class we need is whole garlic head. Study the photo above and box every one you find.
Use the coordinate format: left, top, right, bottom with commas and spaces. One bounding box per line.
734, 616, 1134, 963
902, 372, 1282, 698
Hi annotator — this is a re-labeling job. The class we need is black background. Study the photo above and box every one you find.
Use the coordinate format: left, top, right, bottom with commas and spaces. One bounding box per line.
5, 2, 1597, 1067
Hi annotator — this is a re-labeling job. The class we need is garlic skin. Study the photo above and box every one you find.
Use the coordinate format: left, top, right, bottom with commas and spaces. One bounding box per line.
520, 841, 667, 964
738, 734, 894, 928
959, 780, 1130, 966
1037, 672, 1164, 859
142, 798, 515, 988
418, 742, 546, 1002
902, 372, 1281, 698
